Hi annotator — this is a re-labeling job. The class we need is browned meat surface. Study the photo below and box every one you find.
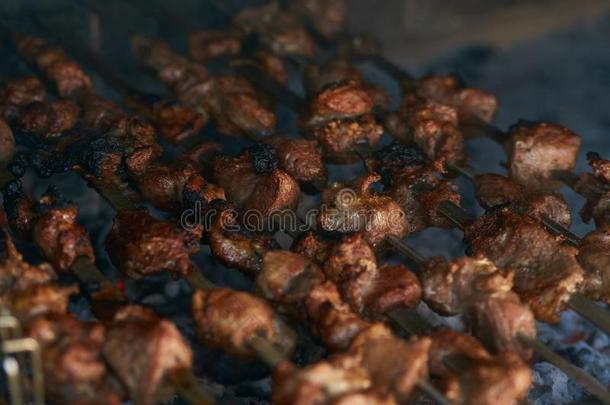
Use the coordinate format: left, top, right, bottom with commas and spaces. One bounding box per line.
16, 100, 80, 141
421, 255, 535, 359
192, 287, 296, 359
310, 116, 384, 162
0, 119, 15, 166
465, 206, 584, 323
267, 136, 327, 185
14, 35, 93, 99
416, 75, 498, 124
27, 315, 123, 405
573, 152, 610, 227
254, 51, 289, 85
208, 201, 277, 273
292, 231, 331, 264
1, 283, 78, 323
474, 173, 572, 228
180, 140, 223, 170
211, 145, 300, 218
323, 233, 376, 285
291, 0, 347, 39
319, 174, 408, 248
188, 30, 242, 62
305, 81, 374, 124
506, 121, 581, 191
428, 329, 490, 376
588, 152, 610, 183
385, 93, 465, 165
79, 96, 126, 134
106, 208, 199, 279
102, 306, 192, 405
578, 226, 610, 304
257, 250, 326, 316
0, 76, 46, 121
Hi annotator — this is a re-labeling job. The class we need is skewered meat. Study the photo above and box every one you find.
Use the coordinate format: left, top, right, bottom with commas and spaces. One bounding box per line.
79, 96, 126, 134
420, 255, 535, 359
506, 121, 581, 191
27, 315, 123, 405
16, 100, 80, 141
106, 208, 199, 279
188, 30, 242, 62
416, 75, 498, 124
102, 305, 193, 405
291, 0, 347, 39
211, 145, 300, 219
208, 200, 277, 273
428, 330, 531, 405
577, 226, 610, 304
300, 81, 383, 162
0, 76, 46, 121
192, 287, 296, 359
385, 93, 465, 165
370, 142, 461, 232
474, 173, 571, 228
0, 119, 16, 165
319, 174, 409, 247
465, 206, 584, 323
267, 136, 327, 185
1, 283, 78, 323
573, 152, 610, 226
292, 230, 331, 264
254, 50, 289, 85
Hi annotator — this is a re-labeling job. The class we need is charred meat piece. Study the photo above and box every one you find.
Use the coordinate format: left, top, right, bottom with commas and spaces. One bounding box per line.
192, 287, 296, 359
188, 30, 242, 62
573, 152, 610, 227
16, 100, 80, 141
474, 173, 571, 228
0, 119, 16, 166
506, 121, 581, 191
319, 174, 408, 247
27, 315, 123, 405
106, 208, 199, 279
267, 136, 327, 185
385, 93, 465, 165
208, 201, 277, 274
3, 180, 37, 239
416, 75, 498, 124
211, 145, 300, 218
577, 226, 610, 304
465, 206, 584, 323
102, 306, 193, 405
1, 283, 78, 323
292, 230, 331, 264
421, 255, 535, 359
291, 0, 347, 39
587, 152, 610, 183
0, 76, 46, 121
79, 96, 126, 134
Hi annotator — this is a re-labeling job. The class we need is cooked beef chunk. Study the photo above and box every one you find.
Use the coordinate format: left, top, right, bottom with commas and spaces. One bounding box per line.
577, 226, 610, 304
0, 76, 46, 121
573, 152, 610, 227
16, 100, 80, 141
1, 283, 78, 323
267, 136, 327, 185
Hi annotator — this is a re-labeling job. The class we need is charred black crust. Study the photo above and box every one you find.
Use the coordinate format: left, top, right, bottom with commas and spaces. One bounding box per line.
36, 185, 69, 214
2, 180, 26, 221
247, 143, 279, 174
8, 153, 29, 178
373, 141, 427, 184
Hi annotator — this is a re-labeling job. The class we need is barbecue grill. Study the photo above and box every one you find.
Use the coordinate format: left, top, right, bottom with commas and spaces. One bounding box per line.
1, 1, 610, 404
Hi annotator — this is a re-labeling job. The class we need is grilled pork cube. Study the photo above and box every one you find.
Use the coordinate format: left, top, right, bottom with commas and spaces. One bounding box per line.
0, 119, 15, 166
79, 95, 126, 134
577, 226, 610, 304
474, 173, 571, 228
192, 288, 296, 359
587, 152, 610, 183
386, 93, 465, 165
310, 116, 384, 162
254, 51, 289, 85
211, 145, 300, 219
106, 208, 199, 279
421, 255, 535, 359
102, 306, 193, 405
188, 30, 242, 62
1, 283, 78, 323
319, 174, 409, 248
304, 81, 375, 125
506, 121, 581, 191
27, 315, 123, 405
416, 75, 498, 124
257, 250, 326, 317
465, 207, 584, 323
292, 231, 331, 264
208, 201, 277, 273
291, 0, 347, 39
267, 136, 327, 186
0, 76, 46, 121
573, 153, 610, 227
16, 100, 80, 141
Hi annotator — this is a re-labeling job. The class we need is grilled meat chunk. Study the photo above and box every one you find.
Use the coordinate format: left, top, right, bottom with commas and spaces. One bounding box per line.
192, 288, 296, 359
188, 30, 241, 62
506, 121, 581, 191
79, 96, 126, 134
319, 174, 408, 247
474, 173, 571, 228
211, 145, 300, 218
577, 226, 610, 304
0, 119, 15, 166
27, 315, 122, 405
16, 100, 80, 141
465, 206, 584, 323
1, 283, 78, 323
254, 51, 289, 85
421, 255, 535, 359
106, 208, 199, 279
267, 136, 327, 185
0, 76, 46, 121
292, 231, 331, 264
416, 75, 498, 124
573, 152, 610, 227
103, 306, 193, 405
385, 93, 465, 165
